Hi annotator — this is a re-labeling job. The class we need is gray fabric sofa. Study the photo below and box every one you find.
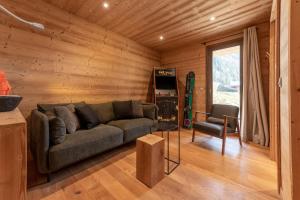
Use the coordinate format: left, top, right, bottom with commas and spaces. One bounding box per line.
30, 101, 158, 175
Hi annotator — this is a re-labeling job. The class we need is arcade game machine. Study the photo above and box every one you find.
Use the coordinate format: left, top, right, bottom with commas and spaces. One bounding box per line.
153, 68, 179, 129
153, 68, 181, 174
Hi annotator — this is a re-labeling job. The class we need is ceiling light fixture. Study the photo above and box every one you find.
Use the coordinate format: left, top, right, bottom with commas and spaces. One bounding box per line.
159, 35, 164, 41
210, 16, 216, 21
103, 2, 109, 9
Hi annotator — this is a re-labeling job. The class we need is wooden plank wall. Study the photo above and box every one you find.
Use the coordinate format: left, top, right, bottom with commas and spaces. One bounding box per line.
258, 22, 271, 109
161, 22, 270, 126
0, 0, 160, 121
161, 44, 206, 124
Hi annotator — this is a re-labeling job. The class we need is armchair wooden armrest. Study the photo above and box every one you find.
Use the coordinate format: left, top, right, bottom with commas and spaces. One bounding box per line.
223, 115, 240, 121
223, 115, 240, 129
194, 111, 211, 122
195, 111, 211, 115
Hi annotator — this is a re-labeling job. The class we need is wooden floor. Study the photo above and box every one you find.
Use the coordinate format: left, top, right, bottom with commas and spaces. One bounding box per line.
28, 129, 279, 200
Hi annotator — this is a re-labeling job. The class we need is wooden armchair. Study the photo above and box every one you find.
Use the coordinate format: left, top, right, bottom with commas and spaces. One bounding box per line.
192, 104, 242, 155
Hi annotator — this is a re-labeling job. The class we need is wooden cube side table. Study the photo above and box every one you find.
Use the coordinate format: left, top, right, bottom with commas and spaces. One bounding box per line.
136, 134, 165, 188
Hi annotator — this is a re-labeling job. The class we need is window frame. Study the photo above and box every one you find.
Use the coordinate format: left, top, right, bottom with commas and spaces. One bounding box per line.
206, 39, 244, 113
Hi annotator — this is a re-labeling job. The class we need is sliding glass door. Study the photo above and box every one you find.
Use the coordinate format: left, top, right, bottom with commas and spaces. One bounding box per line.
207, 40, 243, 112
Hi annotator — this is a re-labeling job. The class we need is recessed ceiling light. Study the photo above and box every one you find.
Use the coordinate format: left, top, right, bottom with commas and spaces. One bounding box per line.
210, 16, 216, 21
103, 2, 109, 9
159, 35, 164, 41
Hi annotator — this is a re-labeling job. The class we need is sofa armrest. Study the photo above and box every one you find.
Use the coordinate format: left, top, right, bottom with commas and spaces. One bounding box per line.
142, 103, 158, 120
30, 109, 50, 174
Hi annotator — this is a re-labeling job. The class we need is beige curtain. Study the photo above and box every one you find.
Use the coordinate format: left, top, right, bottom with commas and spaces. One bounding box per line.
241, 26, 269, 147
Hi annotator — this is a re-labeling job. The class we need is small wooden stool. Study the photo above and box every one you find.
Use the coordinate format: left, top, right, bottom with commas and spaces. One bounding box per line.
136, 134, 165, 188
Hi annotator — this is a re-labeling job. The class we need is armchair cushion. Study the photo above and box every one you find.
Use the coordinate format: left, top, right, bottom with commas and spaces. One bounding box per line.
210, 104, 239, 129
193, 121, 235, 138
207, 117, 224, 125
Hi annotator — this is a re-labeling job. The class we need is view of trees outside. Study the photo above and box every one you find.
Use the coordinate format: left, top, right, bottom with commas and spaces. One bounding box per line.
212, 45, 241, 108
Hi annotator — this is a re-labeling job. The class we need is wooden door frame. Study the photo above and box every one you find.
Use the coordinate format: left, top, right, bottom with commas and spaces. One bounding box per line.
269, 0, 281, 193
275, 0, 281, 191
206, 39, 244, 113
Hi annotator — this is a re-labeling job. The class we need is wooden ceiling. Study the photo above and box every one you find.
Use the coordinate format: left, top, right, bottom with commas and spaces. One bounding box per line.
43, 0, 272, 51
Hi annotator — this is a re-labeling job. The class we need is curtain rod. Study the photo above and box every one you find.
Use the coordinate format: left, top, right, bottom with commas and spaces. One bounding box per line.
202, 21, 269, 46
202, 32, 243, 46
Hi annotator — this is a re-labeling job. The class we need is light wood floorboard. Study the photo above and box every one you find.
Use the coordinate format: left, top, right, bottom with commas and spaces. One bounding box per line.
28, 129, 279, 200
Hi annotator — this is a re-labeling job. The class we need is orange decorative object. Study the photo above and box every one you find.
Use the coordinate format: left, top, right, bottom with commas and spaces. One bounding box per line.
0, 71, 11, 95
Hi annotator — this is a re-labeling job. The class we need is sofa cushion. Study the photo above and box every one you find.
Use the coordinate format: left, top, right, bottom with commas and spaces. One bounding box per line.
113, 100, 133, 119
75, 105, 100, 129
66, 104, 81, 129
89, 103, 115, 123
54, 105, 80, 134
142, 104, 157, 120
108, 118, 154, 143
193, 121, 235, 138
132, 101, 144, 118
49, 117, 66, 145
48, 124, 123, 171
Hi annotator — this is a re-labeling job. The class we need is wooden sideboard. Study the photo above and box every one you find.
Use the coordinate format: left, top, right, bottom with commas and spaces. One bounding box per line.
0, 108, 27, 200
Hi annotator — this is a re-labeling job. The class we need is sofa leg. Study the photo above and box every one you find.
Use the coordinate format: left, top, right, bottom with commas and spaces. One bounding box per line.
47, 173, 51, 182
192, 129, 195, 142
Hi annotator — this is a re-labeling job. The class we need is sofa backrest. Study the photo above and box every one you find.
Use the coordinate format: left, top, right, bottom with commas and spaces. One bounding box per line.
37, 100, 157, 124
37, 102, 85, 116
88, 102, 116, 124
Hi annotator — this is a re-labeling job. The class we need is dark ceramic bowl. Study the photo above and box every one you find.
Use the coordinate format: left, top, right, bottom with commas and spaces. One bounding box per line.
0, 95, 22, 112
